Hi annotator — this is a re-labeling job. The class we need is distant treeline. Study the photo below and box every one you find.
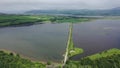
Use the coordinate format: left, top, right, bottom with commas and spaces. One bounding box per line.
0, 14, 92, 27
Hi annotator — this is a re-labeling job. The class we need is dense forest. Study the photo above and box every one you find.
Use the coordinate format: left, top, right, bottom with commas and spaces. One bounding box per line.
64, 48, 120, 68
0, 50, 46, 68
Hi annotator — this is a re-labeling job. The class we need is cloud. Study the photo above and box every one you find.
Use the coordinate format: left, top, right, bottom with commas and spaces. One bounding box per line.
0, 0, 120, 13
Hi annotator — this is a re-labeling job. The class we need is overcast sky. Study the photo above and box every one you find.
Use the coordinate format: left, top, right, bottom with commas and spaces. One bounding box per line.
0, 0, 120, 13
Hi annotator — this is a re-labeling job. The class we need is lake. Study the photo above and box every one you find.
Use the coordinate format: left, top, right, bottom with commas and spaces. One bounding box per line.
72, 20, 120, 60
0, 23, 69, 62
0, 19, 120, 62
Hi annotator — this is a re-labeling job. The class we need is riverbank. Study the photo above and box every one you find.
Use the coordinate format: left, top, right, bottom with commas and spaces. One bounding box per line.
0, 49, 63, 68
0, 49, 46, 63
0, 14, 95, 27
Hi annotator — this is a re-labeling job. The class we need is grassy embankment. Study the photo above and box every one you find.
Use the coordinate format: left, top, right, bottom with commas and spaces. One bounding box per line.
67, 23, 83, 58
0, 14, 92, 27
63, 23, 83, 67
64, 48, 120, 68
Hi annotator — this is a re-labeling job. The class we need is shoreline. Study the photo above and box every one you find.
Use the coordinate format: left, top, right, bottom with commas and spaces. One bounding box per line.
0, 49, 61, 65
0, 22, 44, 28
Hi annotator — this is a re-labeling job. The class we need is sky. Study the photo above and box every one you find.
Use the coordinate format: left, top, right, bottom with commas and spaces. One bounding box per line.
0, 0, 120, 13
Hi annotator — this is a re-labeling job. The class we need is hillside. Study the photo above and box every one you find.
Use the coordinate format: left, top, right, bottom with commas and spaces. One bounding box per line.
0, 12, 5, 15
25, 7, 120, 16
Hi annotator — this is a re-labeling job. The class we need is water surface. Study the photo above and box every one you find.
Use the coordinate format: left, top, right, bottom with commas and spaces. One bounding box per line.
73, 20, 120, 60
0, 23, 69, 62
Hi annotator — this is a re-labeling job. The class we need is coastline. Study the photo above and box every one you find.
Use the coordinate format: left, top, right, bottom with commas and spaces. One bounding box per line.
0, 48, 61, 65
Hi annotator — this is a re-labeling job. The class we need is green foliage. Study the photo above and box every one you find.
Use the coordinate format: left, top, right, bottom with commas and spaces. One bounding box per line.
0, 15, 92, 27
55, 17, 90, 23
46, 61, 51, 65
0, 15, 41, 26
64, 48, 120, 68
68, 24, 83, 57
87, 48, 120, 60
69, 48, 83, 57
0, 51, 46, 68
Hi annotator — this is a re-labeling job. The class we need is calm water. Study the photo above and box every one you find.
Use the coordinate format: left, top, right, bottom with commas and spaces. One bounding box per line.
73, 20, 120, 60
0, 23, 69, 62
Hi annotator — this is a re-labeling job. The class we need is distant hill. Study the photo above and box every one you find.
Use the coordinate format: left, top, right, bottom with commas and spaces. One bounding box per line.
0, 12, 6, 15
111, 7, 120, 11
25, 7, 120, 16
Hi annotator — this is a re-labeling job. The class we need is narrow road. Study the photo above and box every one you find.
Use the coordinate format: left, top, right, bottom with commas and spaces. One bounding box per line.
63, 23, 73, 67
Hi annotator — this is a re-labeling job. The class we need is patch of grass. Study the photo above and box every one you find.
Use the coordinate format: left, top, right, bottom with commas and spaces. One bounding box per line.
69, 48, 83, 57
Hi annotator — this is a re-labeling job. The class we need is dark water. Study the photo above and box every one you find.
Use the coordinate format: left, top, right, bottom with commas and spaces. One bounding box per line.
73, 20, 120, 60
0, 23, 69, 62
